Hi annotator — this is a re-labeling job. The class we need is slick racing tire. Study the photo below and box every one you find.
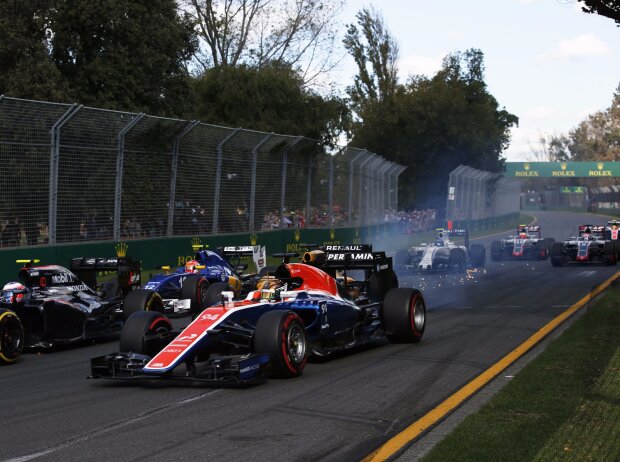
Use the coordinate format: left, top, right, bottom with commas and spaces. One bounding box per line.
120, 311, 172, 356
450, 248, 466, 272
253, 310, 307, 379
122, 289, 164, 321
604, 241, 617, 266
490, 241, 503, 261
203, 282, 231, 309
383, 288, 426, 343
537, 241, 549, 260
258, 266, 277, 278
0, 308, 24, 365
468, 244, 486, 268
550, 242, 565, 267
545, 238, 556, 253
181, 275, 210, 316
394, 249, 410, 271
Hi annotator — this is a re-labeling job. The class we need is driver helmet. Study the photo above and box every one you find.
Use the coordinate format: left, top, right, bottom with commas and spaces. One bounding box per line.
256, 276, 285, 291
2, 281, 27, 304
184, 260, 200, 273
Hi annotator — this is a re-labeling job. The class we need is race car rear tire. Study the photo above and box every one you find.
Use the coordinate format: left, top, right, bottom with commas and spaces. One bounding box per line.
203, 282, 231, 309
181, 275, 210, 316
383, 288, 426, 343
450, 248, 466, 272
253, 310, 307, 378
394, 249, 410, 271
490, 241, 503, 261
604, 241, 617, 266
537, 241, 549, 260
119, 311, 172, 356
550, 242, 565, 267
122, 289, 164, 321
468, 244, 486, 267
0, 308, 24, 364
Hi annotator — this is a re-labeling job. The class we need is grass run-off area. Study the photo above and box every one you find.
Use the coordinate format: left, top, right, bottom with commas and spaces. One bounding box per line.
422, 282, 620, 462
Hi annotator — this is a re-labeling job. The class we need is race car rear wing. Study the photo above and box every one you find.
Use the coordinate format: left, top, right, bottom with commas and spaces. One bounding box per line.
578, 225, 606, 238
69, 257, 141, 296
441, 228, 470, 248
302, 244, 392, 271
516, 224, 541, 238
216, 245, 267, 274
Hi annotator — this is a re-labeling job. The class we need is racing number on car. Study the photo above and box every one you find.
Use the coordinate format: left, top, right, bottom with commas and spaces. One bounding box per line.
199, 313, 219, 321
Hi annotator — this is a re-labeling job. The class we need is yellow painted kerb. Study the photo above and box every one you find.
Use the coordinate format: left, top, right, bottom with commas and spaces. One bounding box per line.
363, 269, 620, 462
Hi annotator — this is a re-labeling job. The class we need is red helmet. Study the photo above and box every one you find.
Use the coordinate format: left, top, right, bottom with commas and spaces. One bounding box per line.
184, 260, 200, 273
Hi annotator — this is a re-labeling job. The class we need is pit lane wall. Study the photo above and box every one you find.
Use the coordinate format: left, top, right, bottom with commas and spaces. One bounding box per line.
0, 225, 382, 283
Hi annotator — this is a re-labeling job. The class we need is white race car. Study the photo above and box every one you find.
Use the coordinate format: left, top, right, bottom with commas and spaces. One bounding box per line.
490, 225, 555, 261
395, 229, 485, 272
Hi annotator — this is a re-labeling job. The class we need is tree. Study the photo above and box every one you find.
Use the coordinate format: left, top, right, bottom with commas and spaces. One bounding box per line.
50, 0, 198, 117
186, 0, 344, 87
342, 6, 399, 111
0, 0, 68, 101
192, 62, 350, 143
578, 0, 620, 25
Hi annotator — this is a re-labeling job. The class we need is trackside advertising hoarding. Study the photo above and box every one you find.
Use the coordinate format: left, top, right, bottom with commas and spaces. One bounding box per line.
504, 162, 620, 178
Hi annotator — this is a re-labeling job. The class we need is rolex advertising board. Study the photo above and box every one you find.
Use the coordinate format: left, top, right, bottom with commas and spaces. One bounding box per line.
504, 161, 620, 178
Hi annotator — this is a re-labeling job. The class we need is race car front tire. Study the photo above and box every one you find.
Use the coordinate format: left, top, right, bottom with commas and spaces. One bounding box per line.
203, 282, 231, 309
550, 242, 565, 267
490, 241, 503, 261
253, 310, 307, 378
469, 244, 486, 267
181, 275, 210, 316
122, 289, 164, 321
383, 288, 426, 343
119, 311, 172, 356
0, 308, 24, 364
394, 249, 410, 271
604, 241, 617, 266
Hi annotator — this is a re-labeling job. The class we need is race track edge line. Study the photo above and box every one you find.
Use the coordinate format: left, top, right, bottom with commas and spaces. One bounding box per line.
362, 269, 620, 462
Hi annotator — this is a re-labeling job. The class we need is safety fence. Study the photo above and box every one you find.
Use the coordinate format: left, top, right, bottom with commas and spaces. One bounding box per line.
445, 165, 521, 230
0, 96, 406, 247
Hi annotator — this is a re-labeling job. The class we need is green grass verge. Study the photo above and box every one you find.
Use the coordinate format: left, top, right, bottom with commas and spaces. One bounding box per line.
421, 284, 620, 462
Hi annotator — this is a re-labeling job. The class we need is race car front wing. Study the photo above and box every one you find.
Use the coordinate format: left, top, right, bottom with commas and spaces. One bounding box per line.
89, 352, 269, 385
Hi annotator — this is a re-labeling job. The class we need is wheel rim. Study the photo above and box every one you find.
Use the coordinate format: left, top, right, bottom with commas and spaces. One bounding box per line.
1, 316, 22, 360
411, 298, 425, 332
286, 323, 306, 364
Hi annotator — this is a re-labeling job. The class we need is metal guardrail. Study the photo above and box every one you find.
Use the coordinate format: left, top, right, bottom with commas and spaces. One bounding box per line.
0, 96, 406, 247
446, 165, 520, 225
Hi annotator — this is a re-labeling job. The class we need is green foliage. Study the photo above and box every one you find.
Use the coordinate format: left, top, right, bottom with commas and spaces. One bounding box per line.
50, 0, 197, 117
0, 1, 69, 100
578, 0, 620, 26
191, 63, 351, 144
348, 46, 517, 209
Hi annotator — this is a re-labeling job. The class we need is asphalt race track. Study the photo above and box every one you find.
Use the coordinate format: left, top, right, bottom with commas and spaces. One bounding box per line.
2, 211, 618, 462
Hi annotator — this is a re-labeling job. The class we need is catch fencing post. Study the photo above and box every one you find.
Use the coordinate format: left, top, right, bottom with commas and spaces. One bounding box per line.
328, 153, 334, 227
358, 152, 374, 226
366, 156, 383, 224
306, 151, 313, 226
377, 161, 392, 221
167, 120, 200, 237
281, 136, 303, 227
249, 134, 272, 233
212, 128, 241, 234
48, 104, 81, 245
348, 150, 367, 225
114, 113, 145, 241
393, 166, 406, 212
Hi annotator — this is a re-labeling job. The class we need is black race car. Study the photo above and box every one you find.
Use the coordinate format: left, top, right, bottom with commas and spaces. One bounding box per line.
0, 257, 146, 364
